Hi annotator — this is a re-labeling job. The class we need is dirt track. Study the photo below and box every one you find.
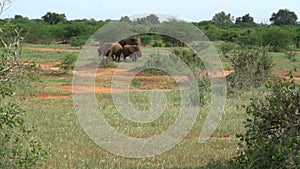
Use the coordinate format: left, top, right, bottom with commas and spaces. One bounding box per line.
25, 46, 299, 98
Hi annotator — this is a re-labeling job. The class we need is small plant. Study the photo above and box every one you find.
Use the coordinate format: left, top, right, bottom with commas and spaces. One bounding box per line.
70, 36, 86, 49
60, 54, 77, 70
218, 42, 235, 57
284, 50, 297, 62
98, 56, 116, 68
152, 40, 164, 47
130, 79, 145, 88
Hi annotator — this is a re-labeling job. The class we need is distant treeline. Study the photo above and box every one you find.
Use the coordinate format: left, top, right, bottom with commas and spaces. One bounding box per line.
1, 9, 300, 51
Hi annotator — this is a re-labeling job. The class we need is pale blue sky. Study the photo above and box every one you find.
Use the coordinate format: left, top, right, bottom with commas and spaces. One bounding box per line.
1, 0, 300, 23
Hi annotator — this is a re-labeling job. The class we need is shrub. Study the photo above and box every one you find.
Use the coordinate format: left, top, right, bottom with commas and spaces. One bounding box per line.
138, 34, 153, 46
152, 40, 164, 47
98, 57, 116, 68
60, 54, 77, 70
0, 26, 48, 168
70, 36, 86, 48
261, 27, 294, 52
234, 76, 300, 169
218, 42, 236, 57
226, 47, 273, 88
284, 50, 297, 62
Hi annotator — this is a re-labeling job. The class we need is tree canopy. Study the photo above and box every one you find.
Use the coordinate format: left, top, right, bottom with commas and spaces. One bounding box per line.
212, 11, 234, 24
235, 13, 255, 24
42, 12, 66, 25
270, 9, 298, 25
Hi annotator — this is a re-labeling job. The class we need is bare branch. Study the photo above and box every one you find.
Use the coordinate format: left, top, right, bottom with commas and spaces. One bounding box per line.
0, 0, 12, 15
0, 27, 23, 85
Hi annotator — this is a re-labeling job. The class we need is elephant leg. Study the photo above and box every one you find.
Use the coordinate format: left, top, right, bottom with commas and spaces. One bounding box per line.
134, 54, 137, 62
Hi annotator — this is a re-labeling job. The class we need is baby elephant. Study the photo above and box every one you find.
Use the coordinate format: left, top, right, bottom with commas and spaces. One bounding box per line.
122, 45, 142, 62
107, 43, 123, 62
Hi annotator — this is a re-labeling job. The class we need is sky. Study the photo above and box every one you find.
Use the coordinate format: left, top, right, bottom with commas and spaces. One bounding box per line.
1, 0, 300, 23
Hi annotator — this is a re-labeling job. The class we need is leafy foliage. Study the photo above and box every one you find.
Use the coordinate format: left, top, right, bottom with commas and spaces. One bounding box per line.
261, 27, 294, 52
0, 6, 48, 166
235, 14, 255, 24
212, 11, 234, 24
234, 76, 300, 169
134, 14, 160, 25
42, 12, 66, 25
226, 47, 273, 88
270, 9, 298, 25
60, 53, 77, 70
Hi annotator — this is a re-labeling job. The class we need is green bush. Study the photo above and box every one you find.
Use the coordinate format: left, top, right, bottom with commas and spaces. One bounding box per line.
234, 76, 300, 169
261, 27, 294, 52
138, 34, 153, 46
60, 54, 77, 70
284, 51, 297, 62
218, 42, 236, 57
98, 57, 116, 68
0, 26, 48, 168
226, 47, 273, 88
152, 40, 164, 47
70, 36, 87, 48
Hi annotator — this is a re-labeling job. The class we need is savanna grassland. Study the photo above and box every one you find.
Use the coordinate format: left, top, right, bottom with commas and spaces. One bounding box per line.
15, 42, 300, 168
1, 10, 300, 169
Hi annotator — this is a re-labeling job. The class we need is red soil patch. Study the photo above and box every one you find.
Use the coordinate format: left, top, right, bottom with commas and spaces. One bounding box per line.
32, 94, 70, 99
223, 70, 234, 77
278, 75, 300, 82
47, 84, 179, 94
39, 62, 300, 99
38, 62, 61, 71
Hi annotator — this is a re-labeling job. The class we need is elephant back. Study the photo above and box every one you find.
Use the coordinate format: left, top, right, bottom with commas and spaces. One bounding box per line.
118, 37, 141, 47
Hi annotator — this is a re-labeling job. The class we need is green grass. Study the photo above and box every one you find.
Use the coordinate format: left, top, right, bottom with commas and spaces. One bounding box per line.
22, 89, 247, 168
20, 49, 79, 63
271, 52, 300, 77
14, 44, 300, 168
23, 43, 79, 49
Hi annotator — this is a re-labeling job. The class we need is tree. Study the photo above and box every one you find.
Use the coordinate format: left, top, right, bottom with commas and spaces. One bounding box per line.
0, 1, 48, 167
235, 13, 255, 24
294, 27, 300, 48
135, 14, 160, 25
42, 12, 66, 25
120, 16, 131, 23
262, 27, 294, 52
270, 9, 298, 25
212, 11, 234, 24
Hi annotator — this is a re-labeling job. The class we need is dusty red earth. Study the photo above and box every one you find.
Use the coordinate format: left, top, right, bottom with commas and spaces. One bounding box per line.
41, 63, 299, 97
33, 94, 70, 99
28, 45, 298, 98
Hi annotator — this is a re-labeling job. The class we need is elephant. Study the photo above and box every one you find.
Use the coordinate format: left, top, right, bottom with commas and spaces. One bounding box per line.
107, 43, 123, 61
122, 45, 142, 62
98, 43, 123, 61
97, 43, 112, 57
118, 37, 141, 47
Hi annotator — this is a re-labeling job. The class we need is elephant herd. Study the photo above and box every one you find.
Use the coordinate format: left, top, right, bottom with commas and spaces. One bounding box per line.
97, 37, 142, 62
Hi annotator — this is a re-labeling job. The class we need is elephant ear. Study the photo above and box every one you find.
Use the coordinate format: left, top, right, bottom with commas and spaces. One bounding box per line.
133, 45, 141, 52
129, 46, 136, 53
